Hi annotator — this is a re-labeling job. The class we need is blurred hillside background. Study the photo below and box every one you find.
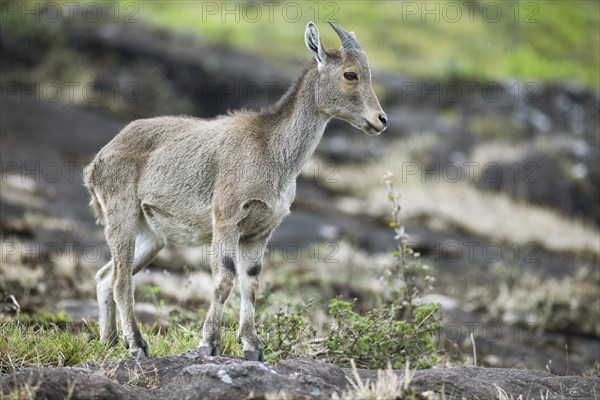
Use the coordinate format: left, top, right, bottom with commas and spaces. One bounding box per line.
135, 0, 600, 86
1, 0, 599, 375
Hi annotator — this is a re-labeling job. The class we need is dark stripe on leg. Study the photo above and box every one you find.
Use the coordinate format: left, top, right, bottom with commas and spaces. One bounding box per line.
247, 263, 262, 277
223, 256, 236, 275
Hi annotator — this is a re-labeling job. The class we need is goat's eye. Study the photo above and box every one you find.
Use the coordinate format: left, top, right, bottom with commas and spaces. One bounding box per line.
343, 72, 358, 81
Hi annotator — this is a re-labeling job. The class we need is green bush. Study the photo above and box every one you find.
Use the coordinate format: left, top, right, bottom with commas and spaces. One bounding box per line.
262, 300, 318, 361
260, 297, 440, 369
324, 299, 440, 369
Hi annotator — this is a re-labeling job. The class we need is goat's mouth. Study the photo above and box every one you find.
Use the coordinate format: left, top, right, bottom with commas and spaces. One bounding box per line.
363, 119, 384, 136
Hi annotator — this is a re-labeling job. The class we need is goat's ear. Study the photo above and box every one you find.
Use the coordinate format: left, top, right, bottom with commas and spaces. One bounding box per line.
305, 22, 327, 67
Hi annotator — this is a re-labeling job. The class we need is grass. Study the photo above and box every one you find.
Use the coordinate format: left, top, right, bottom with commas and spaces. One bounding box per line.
0, 289, 238, 374
0, 316, 243, 374
0, 314, 437, 399
332, 360, 431, 400
126, 0, 600, 87
1, 318, 434, 399
4, 0, 598, 86
488, 264, 600, 336
0, 298, 438, 374
1, 319, 127, 373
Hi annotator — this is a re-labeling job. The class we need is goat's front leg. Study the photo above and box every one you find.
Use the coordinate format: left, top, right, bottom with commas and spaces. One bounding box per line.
199, 226, 238, 356
236, 238, 267, 361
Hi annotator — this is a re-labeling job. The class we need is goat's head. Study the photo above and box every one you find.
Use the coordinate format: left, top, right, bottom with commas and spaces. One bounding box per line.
305, 21, 387, 135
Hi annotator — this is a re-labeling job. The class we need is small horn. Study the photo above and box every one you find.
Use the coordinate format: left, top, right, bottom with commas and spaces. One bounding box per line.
327, 21, 362, 51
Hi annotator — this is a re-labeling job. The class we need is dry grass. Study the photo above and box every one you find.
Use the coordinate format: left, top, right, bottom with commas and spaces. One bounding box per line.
488, 266, 600, 336
0, 239, 97, 303
314, 139, 600, 256
263, 361, 435, 400
332, 360, 435, 400
121, 361, 161, 389
0, 377, 42, 400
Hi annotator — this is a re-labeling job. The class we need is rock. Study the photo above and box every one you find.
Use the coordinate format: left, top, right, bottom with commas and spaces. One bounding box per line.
1, 368, 145, 400
406, 367, 598, 399
0, 293, 20, 318
1, 353, 597, 399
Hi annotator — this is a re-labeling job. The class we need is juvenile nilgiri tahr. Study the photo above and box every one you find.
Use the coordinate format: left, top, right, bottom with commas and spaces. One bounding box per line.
84, 21, 387, 360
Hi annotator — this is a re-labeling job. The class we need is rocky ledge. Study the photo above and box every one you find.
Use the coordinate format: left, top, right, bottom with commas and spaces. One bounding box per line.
1, 352, 597, 399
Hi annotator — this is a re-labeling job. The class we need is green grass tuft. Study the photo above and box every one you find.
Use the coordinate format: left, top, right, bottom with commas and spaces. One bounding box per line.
0, 321, 127, 373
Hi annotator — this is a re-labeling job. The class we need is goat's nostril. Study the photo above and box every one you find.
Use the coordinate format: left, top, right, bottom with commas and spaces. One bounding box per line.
378, 114, 388, 126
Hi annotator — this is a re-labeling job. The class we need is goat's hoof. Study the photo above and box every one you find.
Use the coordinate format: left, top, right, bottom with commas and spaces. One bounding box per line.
244, 350, 264, 362
126, 337, 149, 358
199, 345, 220, 357
198, 346, 211, 356
130, 346, 148, 358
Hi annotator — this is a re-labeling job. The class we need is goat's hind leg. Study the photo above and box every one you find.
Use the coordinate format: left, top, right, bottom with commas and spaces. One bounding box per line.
104, 198, 163, 357
96, 260, 118, 347
96, 221, 163, 351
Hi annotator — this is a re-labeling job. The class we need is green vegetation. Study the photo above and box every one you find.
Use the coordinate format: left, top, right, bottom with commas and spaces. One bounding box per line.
3, 0, 597, 86
1, 321, 126, 373
0, 317, 239, 374
260, 298, 440, 370
323, 299, 439, 369
0, 298, 438, 373
129, 0, 599, 87
10, 310, 71, 327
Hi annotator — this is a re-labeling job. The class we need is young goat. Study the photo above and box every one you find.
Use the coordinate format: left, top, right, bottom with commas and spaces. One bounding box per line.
84, 21, 387, 361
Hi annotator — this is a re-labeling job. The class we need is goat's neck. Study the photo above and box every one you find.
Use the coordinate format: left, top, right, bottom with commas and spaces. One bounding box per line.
266, 65, 331, 181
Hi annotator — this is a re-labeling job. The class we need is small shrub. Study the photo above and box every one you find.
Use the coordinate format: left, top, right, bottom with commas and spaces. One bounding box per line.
322, 299, 439, 369
261, 297, 439, 368
262, 300, 317, 361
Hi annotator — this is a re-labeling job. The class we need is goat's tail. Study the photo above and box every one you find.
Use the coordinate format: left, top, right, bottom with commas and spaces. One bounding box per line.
83, 161, 106, 226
